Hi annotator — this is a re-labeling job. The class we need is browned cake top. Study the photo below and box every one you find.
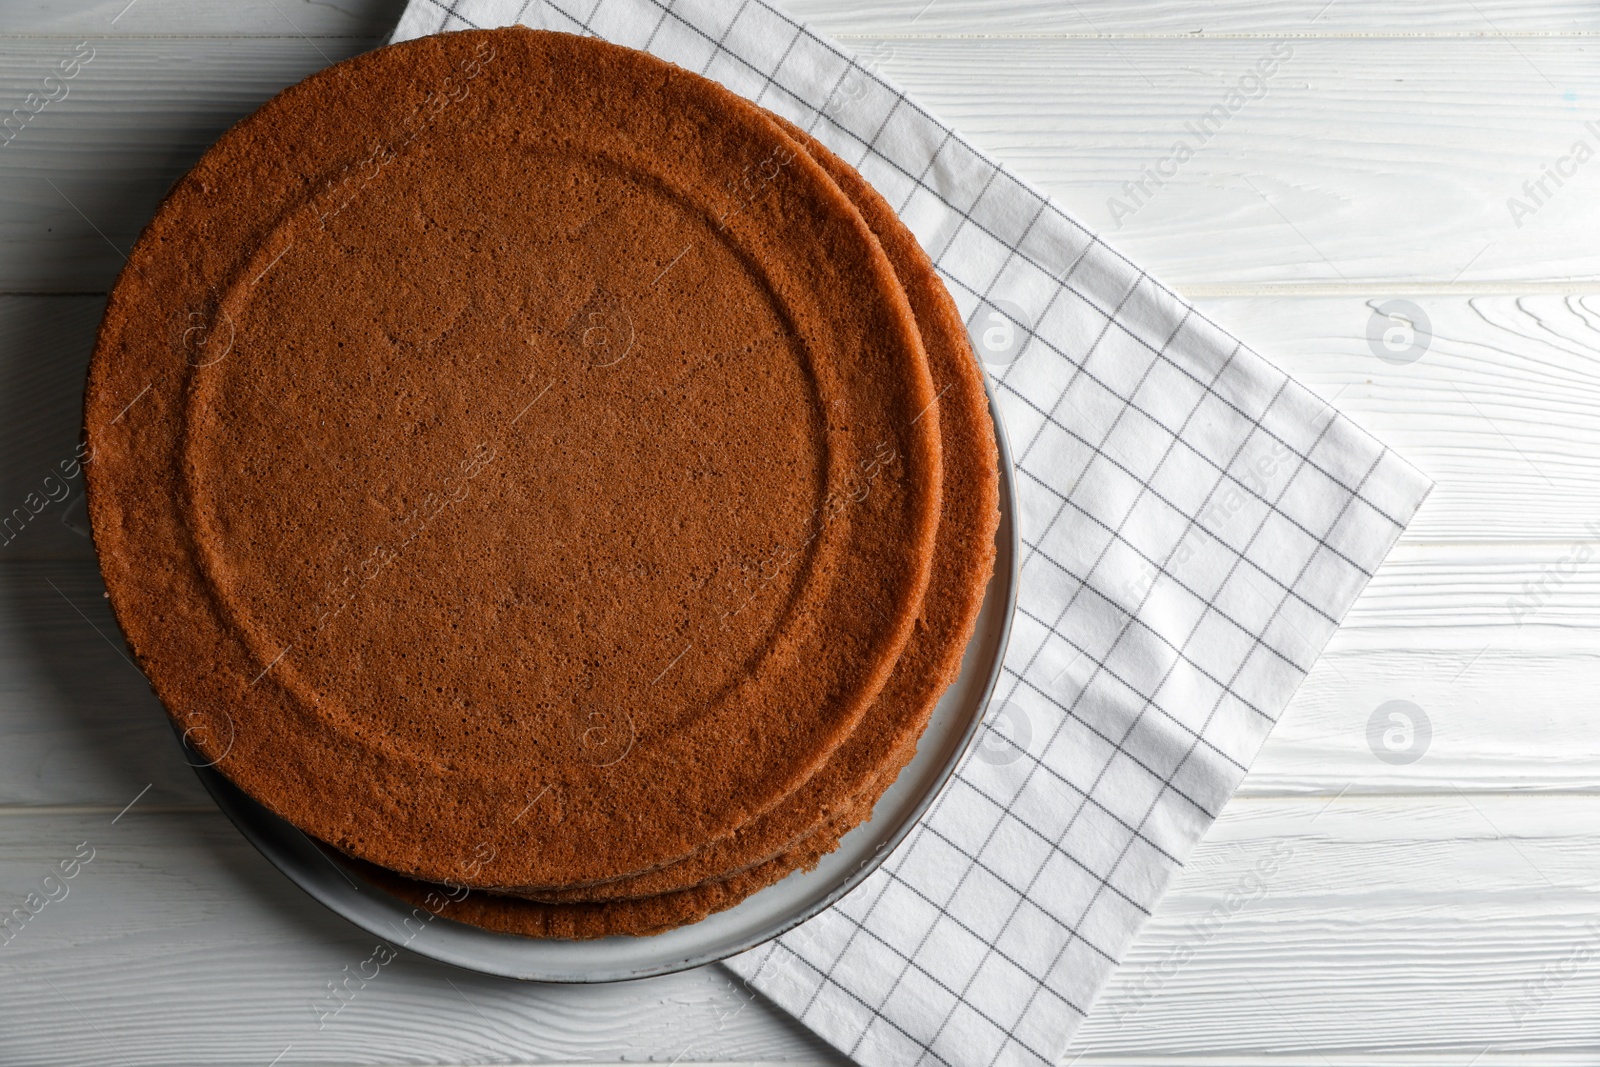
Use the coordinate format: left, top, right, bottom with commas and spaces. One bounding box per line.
362, 117, 1003, 939
85, 26, 942, 888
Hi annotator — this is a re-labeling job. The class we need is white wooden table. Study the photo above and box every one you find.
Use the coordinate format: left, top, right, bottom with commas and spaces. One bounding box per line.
3, 1, 1598, 1063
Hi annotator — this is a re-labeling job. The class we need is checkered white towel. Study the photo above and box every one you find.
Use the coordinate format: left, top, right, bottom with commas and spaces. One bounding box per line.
394, 3, 1430, 1064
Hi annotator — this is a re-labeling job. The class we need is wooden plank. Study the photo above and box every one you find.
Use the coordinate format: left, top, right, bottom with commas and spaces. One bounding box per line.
8, 292, 1600, 549
861, 36, 1600, 289
0, 37, 1597, 290
0, 295, 101, 561
0, 5, 1582, 1067
0, 37, 376, 293
4, 0, 405, 37
0, 560, 209, 808
785, 0, 1600, 37
1072, 794, 1600, 1059
4, 796, 1600, 1062
9, 0, 1600, 38
1200, 292, 1600, 543
2, 539, 1599, 807
0, 810, 847, 1066
4, 284, 1600, 801
1334, 542, 1600, 653
1246, 648, 1600, 797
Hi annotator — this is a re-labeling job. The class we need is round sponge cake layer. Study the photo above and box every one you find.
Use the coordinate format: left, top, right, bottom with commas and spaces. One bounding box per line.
85, 27, 942, 890
359, 110, 1001, 938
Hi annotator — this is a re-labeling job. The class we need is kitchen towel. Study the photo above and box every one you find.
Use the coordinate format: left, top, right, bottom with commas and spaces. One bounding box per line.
393, 3, 1432, 1064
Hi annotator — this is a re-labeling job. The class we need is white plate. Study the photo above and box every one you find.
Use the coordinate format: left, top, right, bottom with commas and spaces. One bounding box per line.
186, 385, 1018, 983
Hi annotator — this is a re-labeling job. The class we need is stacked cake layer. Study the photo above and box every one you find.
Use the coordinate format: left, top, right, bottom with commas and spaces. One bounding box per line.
85, 26, 999, 940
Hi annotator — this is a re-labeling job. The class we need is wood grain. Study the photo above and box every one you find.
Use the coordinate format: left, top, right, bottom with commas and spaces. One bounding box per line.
786, 0, 1600, 37
11, 0, 1600, 37
1071, 794, 1600, 1060
863, 37, 1598, 289
0, 37, 376, 293
1203, 293, 1600, 542
1, 37, 1597, 291
8, 0, 404, 36
0, 1, 1594, 1064
7, 293, 1600, 551
3, 548, 1599, 812
0, 812, 846, 1066
4, 797, 1600, 1063
3, 289, 1599, 810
